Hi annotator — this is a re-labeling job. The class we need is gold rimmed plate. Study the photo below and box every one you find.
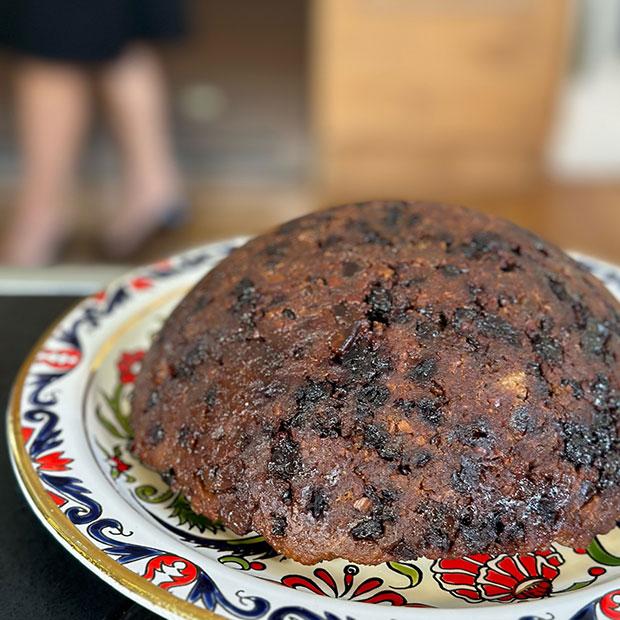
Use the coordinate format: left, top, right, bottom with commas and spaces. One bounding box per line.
7, 241, 620, 620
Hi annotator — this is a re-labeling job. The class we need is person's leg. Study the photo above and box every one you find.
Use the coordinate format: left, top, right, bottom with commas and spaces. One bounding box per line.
1, 59, 91, 266
98, 43, 184, 257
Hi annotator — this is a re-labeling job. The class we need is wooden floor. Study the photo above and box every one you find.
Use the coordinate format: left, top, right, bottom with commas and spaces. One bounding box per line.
0, 178, 619, 266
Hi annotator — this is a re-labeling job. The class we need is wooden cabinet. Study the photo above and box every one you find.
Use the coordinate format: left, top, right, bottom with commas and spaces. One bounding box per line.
311, 0, 570, 203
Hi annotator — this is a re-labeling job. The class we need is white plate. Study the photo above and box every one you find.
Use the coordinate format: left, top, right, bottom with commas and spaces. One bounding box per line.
7, 241, 620, 620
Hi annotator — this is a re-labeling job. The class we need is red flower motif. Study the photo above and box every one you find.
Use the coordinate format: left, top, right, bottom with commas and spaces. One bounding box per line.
143, 554, 198, 590
282, 565, 408, 605
111, 455, 131, 473
432, 549, 564, 604
117, 351, 145, 384
250, 562, 266, 571
130, 276, 153, 290
21, 427, 34, 445
36, 451, 73, 472
600, 588, 620, 619
153, 258, 173, 272
47, 490, 67, 507
36, 347, 81, 371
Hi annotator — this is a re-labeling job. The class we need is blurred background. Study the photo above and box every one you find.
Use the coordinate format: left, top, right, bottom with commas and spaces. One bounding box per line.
0, 0, 619, 286
2, 5, 619, 617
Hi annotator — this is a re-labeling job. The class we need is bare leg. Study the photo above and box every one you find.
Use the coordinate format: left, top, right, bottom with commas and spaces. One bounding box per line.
99, 44, 183, 257
1, 59, 90, 266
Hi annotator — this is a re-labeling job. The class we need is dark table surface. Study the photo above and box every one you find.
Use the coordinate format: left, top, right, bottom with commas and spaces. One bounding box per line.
0, 296, 162, 619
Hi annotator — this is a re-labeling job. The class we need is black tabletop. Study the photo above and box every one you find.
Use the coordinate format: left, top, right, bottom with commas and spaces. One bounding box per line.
0, 296, 162, 620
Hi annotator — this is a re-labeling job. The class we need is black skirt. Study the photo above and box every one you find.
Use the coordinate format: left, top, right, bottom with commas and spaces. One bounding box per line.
0, 0, 186, 62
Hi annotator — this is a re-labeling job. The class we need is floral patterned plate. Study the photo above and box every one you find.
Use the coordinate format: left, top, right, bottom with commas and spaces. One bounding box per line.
7, 240, 620, 620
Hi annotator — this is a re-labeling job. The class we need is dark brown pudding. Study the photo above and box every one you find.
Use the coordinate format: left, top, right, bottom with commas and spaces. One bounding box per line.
132, 201, 620, 565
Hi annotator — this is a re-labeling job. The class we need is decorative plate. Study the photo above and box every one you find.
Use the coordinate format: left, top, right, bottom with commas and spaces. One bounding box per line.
7, 240, 620, 620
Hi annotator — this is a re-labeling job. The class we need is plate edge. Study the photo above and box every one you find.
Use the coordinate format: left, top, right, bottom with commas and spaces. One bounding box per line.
5, 295, 227, 620
4, 247, 620, 620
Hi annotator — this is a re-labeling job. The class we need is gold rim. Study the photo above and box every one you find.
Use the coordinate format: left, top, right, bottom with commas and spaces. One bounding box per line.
7, 296, 225, 620
8, 252, 620, 619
